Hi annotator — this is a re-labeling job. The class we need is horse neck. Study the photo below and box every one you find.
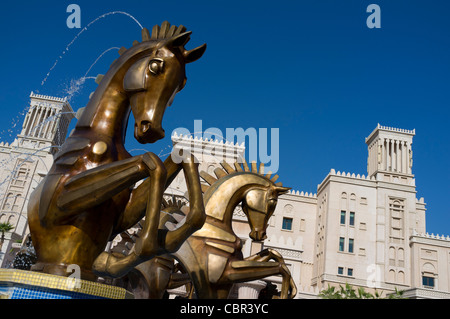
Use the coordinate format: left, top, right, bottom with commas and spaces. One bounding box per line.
204, 173, 270, 228
74, 45, 152, 142
74, 75, 130, 143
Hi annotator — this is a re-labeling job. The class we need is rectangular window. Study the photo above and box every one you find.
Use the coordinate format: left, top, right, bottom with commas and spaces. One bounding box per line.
340, 211, 346, 225
349, 212, 355, 226
347, 268, 353, 276
339, 237, 345, 252
422, 276, 435, 288
282, 217, 293, 230
348, 238, 354, 253
338, 267, 344, 275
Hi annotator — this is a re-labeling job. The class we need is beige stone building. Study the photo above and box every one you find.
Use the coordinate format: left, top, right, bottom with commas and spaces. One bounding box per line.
166, 125, 450, 299
0, 93, 449, 299
0, 92, 74, 268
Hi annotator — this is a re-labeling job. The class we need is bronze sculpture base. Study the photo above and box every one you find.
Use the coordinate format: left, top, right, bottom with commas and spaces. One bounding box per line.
0, 268, 133, 299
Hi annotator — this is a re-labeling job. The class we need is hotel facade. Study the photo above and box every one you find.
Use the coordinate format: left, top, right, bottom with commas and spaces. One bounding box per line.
0, 94, 449, 299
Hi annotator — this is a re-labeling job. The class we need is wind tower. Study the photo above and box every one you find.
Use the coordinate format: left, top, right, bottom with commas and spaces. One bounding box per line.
17, 92, 75, 154
365, 123, 415, 184
0, 92, 75, 268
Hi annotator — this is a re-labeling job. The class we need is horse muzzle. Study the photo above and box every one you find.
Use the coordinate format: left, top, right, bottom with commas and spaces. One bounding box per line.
250, 230, 267, 241
135, 121, 165, 143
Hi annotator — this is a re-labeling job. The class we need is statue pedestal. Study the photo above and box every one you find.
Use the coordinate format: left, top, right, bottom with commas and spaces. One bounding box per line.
236, 280, 267, 299
0, 269, 133, 299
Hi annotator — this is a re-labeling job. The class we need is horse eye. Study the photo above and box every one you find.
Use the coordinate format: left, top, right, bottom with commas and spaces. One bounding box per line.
268, 198, 277, 208
149, 59, 164, 75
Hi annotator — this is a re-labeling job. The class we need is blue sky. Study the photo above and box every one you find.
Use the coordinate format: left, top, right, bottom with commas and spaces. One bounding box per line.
0, 1, 448, 235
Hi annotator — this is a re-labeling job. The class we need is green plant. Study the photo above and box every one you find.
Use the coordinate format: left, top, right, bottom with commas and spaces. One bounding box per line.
319, 283, 405, 299
387, 287, 405, 299
0, 222, 14, 250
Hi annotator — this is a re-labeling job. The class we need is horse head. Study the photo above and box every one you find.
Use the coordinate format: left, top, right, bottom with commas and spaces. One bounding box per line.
200, 160, 290, 242
242, 182, 290, 241
102, 21, 206, 144
124, 22, 206, 143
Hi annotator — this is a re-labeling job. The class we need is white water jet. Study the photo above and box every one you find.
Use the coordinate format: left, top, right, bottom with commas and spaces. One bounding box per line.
63, 46, 120, 101
64, 76, 95, 101
41, 11, 143, 86
83, 46, 120, 78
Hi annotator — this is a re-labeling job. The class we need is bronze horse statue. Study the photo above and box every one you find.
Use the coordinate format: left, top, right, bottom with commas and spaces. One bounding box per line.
125, 160, 297, 299
116, 197, 195, 299
27, 22, 207, 281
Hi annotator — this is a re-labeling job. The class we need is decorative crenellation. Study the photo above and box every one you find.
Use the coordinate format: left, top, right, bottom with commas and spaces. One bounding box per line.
329, 168, 376, 181
412, 229, 450, 241
377, 123, 415, 135
30, 92, 68, 103
172, 131, 246, 150
366, 124, 416, 143
286, 189, 317, 198
317, 168, 377, 191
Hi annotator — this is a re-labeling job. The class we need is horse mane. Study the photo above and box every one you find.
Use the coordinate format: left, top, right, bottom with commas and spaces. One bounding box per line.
149, 21, 189, 41
116, 21, 203, 61
199, 158, 284, 194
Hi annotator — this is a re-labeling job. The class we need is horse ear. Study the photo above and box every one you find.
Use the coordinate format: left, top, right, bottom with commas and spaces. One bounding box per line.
166, 31, 192, 48
275, 186, 291, 195
184, 43, 207, 63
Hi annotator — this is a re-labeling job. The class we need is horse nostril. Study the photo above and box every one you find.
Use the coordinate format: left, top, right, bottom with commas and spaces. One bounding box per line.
141, 121, 151, 133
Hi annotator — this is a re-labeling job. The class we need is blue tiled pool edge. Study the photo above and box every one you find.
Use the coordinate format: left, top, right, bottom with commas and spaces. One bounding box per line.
0, 269, 134, 299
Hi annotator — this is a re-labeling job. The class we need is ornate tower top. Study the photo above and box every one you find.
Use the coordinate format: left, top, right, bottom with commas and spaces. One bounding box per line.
365, 124, 415, 181
18, 92, 75, 154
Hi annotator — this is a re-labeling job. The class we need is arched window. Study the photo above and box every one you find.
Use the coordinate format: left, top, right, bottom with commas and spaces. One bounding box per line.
340, 192, 347, 210
388, 269, 396, 282
2, 193, 14, 211
13, 163, 30, 188
349, 193, 356, 211
398, 271, 405, 284
12, 194, 23, 212
389, 198, 405, 239
389, 247, 396, 266
283, 204, 293, 215
398, 248, 404, 261
7, 214, 15, 225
